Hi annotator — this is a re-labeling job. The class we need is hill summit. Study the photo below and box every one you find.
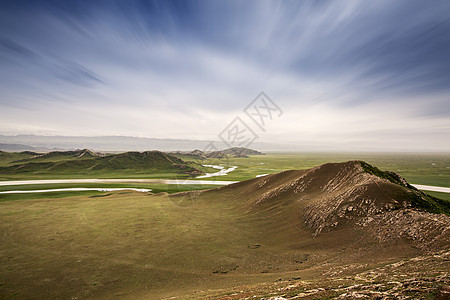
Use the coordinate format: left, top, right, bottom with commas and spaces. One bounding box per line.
171, 147, 265, 159
194, 160, 450, 249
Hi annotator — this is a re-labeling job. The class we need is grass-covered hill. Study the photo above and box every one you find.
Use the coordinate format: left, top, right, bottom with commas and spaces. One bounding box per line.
0, 150, 204, 178
0, 149, 102, 166
221, 147, 265, 156
0, 150, 40, 166
171, 147, 265, 160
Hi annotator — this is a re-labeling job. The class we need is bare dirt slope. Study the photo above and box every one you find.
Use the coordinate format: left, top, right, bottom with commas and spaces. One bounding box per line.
212, 160, 450, 243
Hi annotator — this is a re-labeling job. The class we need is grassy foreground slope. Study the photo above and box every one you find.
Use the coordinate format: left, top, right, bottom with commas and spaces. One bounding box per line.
1, 161, 449, 299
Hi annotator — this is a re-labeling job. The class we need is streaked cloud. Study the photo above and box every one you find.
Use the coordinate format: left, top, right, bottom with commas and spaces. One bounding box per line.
0, 0, 449, 151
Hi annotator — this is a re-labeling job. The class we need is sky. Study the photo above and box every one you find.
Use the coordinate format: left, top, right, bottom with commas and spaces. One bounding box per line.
0, 0, 449, 151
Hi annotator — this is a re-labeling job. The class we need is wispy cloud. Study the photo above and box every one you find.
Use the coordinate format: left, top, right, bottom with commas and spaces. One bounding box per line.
0, 0, 449, 151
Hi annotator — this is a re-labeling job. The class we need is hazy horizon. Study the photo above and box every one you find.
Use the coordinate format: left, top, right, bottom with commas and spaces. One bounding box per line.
1, 133, 450, 153
1, 1, 450, 152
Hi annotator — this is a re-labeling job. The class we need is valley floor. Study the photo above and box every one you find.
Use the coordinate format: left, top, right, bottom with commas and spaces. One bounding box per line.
0, 179, 449, 196
1, 154, 449, 299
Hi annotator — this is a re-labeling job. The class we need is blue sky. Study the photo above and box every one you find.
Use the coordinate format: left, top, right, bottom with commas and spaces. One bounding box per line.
0, 0, 449, 151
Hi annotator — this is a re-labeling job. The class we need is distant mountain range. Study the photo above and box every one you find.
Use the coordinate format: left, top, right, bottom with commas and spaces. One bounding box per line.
0, 143, 62, 152
0, 134, 283, 152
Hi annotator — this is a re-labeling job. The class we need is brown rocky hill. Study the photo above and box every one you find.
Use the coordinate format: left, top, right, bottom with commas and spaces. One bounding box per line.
181, 160, 450, 252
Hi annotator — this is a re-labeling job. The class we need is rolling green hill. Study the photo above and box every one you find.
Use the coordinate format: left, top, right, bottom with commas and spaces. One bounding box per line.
0, 150, 204, 178
0, 150, 41, 166
221, 147, 265, 156
171, 147, 265, 160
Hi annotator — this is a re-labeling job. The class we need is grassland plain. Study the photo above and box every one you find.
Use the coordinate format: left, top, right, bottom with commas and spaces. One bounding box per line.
0, 191, 308, 299
427, 191, 450, 201
0, 183, 220, 202
1, 161, 449, 299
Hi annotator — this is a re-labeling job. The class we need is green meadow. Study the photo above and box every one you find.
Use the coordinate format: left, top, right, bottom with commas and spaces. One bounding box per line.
0, 182, 220, 202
